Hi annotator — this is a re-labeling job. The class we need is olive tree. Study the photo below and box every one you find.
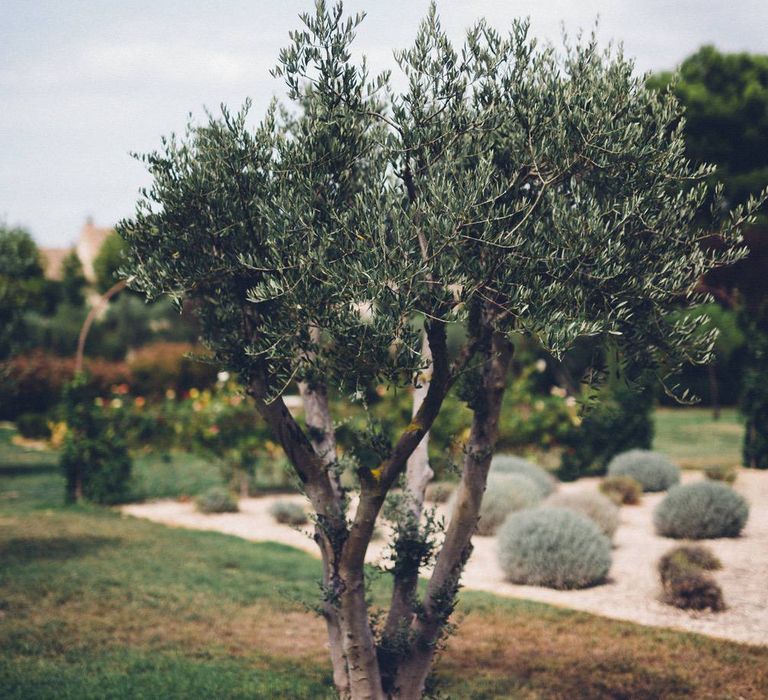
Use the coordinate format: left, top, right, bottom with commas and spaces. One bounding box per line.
118, 4, 763, 697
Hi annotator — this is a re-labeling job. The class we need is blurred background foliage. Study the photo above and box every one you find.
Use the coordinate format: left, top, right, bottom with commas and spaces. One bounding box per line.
1, 44, 767, 492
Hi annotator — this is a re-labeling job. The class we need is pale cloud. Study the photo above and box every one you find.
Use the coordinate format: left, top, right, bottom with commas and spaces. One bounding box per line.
0, 40, 267, 90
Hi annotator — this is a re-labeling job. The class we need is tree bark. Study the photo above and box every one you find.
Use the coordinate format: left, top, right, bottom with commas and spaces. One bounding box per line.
250, 319, 457, 700
299, 378, 343, 500
338, 561, 387, 700
405, 330, 434, 516
394, 328, 513, 699
298, 371, 350, 695
380, 330, 434, 685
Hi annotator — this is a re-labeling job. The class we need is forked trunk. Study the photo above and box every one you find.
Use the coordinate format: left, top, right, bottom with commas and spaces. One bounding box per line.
393, 330, 513, 698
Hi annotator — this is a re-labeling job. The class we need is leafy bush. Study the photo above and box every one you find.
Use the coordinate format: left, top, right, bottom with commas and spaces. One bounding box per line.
16, 412, 51, 439
599, 475, 642, 505
490, 360, 578, 454
490, 454, 557, 498
558, 381, 654, 481
654, 481, 749, 539
269, 500, 309, 526
704, 464, 737, 485
60, 375, 133, 504
497, 507, 611, 589
425, 481, 455, 504
544, 491, 620, 538
658, 544, 725, 611
606, 450, 680, 492
196, 487, 239, 514
61, 436, 133, 505
461, 473, 542, 536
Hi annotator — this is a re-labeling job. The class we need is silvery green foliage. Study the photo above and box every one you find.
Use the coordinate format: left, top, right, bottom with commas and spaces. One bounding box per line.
490, 454, 557, 498
607, 449, 680, 492
497, 507, 611, 589
654, 481, 749, 539
195, 487, 238, 514
545, 490, 620, 538
269, 500, 310, 526
462, 473, 541, 536
117, 1, 765, 404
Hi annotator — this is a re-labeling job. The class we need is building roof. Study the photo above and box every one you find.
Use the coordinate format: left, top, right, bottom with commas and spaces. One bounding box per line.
39, 247, 70, 280
40, 218, 113, 282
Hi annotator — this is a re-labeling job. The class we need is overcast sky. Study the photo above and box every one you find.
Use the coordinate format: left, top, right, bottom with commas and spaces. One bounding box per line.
1, 0, 767, 247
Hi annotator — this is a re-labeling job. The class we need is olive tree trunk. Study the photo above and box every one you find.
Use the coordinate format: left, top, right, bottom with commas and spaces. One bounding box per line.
250, 315, 513, 699
405, 331, 434, 516
393, 330, 513, 698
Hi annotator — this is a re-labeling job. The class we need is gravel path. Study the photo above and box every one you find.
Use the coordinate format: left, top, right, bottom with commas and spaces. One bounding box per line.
122, 469, 768, 646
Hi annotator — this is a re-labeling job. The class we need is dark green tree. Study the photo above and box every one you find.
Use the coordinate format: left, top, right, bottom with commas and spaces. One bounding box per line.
60, 249, 87, 306
118, 4, 763, 697
651, 46, 768, 465
648, 45, 768, 206
93, 231, 127, 293
0, 223, 44, 358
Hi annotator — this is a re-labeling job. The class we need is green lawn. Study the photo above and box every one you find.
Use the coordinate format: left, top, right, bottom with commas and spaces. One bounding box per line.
653, 407, 745, 469
1, 429, 767, 698
130, 450, 225, 500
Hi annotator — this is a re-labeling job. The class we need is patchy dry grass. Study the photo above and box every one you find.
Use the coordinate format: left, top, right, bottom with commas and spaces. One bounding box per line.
2, 428, 767, 698
653, 408, 744, 470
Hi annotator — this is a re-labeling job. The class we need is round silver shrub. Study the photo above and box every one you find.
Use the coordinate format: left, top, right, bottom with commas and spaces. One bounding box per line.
269, 500, 309, 526
654, 481, 749, 539
497, 507, 611, 589
196, 487, 238, 514
491, 454, 557, 498
544, 490, 620, 538
606, 449, 680, 492
455, 473, 542, 536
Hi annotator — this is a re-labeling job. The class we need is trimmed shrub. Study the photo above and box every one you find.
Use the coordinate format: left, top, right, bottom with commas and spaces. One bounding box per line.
544, 491, 620, 538
654, 481, 749, 539
490, 454, 557, 498
497, 507, 611, 589
704, 464, 737, 485
599, 475, 642, 506
425, 481, 455, 504
606, 450, 680, 492
16, 412, 51, 439
658, 545, 721, 583
196, 487, 239, 514
658, 544, 725, 611
460, 473, 542, 536
269, 500, 309, 526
